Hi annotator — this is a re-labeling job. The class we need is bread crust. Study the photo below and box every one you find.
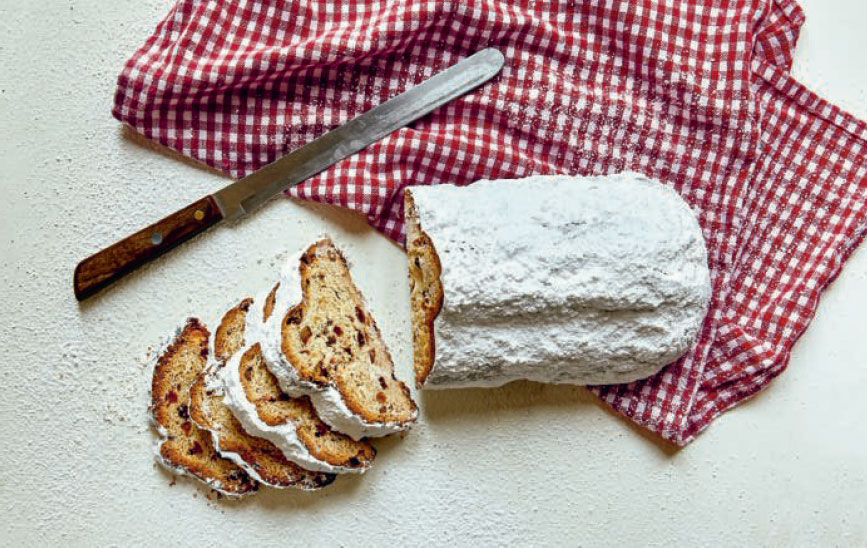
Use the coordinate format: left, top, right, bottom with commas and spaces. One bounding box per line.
404, 189, 444, 387
213, 297, 253, 362
149, 318, 257, 496
262, 283, 279, 324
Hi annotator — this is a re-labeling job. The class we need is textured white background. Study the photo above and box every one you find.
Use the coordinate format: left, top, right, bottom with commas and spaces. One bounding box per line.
1, 1, 865, 545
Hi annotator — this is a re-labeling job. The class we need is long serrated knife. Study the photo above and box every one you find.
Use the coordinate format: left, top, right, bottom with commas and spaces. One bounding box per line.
74, 48, 504, 301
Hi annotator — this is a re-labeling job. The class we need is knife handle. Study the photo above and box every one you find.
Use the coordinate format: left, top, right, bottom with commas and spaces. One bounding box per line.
73, 195, 223, 301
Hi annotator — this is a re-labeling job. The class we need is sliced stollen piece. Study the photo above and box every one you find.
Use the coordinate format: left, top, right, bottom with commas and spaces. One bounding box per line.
215, 295, 376, 473
405, 172, 712, 388
249, 238, 418, 441
188, 300, 338, 488
212, 297, 253, 362
148, 318, 257, 497
219, 344, 378, 473
190, 367, 336, 489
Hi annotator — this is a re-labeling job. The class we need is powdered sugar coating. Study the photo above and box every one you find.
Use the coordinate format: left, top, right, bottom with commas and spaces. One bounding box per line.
411, 172, 712, 388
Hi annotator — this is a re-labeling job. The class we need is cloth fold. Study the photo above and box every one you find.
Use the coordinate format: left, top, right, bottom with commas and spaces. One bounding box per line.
113, 0, 867, 445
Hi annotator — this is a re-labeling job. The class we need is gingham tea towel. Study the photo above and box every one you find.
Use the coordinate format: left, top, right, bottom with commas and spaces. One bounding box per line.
112, 0, 867, 445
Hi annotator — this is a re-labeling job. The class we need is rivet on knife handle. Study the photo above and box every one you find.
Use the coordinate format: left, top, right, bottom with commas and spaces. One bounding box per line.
73, 196, 223, 301
73, 48, 505, 301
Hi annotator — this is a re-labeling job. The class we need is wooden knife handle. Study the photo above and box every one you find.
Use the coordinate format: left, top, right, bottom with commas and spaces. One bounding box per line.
73, 195, 223, 301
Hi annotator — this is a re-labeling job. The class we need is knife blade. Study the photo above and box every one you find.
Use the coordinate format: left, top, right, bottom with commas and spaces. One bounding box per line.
74, 48, 505, 301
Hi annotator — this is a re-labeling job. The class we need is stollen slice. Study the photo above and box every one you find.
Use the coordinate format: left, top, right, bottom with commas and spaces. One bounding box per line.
148, 318, 257, 497
250, 238, 418, 440
187, 298, 335, 489
212, 297, 376, 474
189, 365, 335, 489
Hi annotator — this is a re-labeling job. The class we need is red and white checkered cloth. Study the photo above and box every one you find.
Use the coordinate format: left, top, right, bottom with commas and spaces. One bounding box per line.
113, 0, 867, 445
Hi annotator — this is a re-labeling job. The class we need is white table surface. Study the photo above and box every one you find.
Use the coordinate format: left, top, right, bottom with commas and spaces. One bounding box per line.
1, 1, 865, 545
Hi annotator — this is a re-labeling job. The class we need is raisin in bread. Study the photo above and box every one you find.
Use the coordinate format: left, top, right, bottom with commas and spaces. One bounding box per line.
188, 302, 337, 489
214, 297, 376, 473
149, 318, 257, 496
250, 238, 418, 440
405, 173, 712, 388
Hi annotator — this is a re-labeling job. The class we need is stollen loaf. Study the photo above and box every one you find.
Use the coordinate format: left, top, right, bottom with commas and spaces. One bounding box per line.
406, 172, 711, 389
